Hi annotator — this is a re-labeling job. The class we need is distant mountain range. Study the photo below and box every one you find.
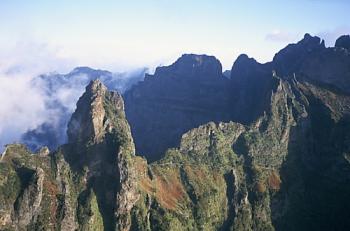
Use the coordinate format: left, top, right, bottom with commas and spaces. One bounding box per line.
124, 34, 350, 161
1, 34, 350, 231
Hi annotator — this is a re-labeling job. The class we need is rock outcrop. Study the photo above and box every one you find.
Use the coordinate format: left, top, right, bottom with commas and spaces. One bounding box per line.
229, 54, 277, 123
229, 33, 350, 125
335, 35, 350, 50
124, 54, 232, 161
0, 80, 139, 231
67, 79, 109, 143
272, 33, 326, 76
273, 33, 350, 94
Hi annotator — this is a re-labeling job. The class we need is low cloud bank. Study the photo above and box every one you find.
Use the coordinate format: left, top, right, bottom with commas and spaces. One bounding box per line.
0, 41, 147, 152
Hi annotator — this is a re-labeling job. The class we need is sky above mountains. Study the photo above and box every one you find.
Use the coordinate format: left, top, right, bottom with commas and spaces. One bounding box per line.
0, 0, 349, 71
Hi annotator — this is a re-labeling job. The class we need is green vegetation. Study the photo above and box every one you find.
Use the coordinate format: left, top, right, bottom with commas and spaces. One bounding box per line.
1, 77, 350, 230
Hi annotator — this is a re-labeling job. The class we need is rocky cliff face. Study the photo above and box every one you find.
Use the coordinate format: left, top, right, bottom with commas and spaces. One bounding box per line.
123, 34, 350, 230
273, 33, 350, 94
229, 54, 277, 124
126, 74, 350, 230
124, 35, 350, 161
124, 54, 232, 161
229, 33, 350, 124
0, 80, 139, 231
1, 34, 350, 231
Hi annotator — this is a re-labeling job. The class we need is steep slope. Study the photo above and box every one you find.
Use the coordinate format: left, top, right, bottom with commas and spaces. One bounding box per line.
1, 74, 350, 230
0, 80, 140, 231
128, 75, 350, 231
273, 80, 350, 230
272, 33, 350, 93
63, 79, 138, 230
229, 34, 350, 124
124, 34, 350, 229
128, 76, 293, 230
125, 34, 350, 161
124, 54, 232, 161
229, 54, 277, 124
222, 34, 350, 229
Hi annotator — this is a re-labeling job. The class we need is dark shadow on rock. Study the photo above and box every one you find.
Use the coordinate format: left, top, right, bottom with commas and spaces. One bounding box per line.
271, 94, 350, 231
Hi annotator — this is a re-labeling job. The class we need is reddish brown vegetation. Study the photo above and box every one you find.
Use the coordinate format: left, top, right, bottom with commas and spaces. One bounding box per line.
139, 178, 153, 194
43, 179, 59, 223
138, 166, 185, 210
268, 171, 281, 190
155, 174, 184, 210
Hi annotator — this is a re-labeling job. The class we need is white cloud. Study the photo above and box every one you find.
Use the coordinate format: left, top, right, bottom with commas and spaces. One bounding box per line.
0, 73, 45, 148
0, 40, 149, 152
0, 41, 75, 150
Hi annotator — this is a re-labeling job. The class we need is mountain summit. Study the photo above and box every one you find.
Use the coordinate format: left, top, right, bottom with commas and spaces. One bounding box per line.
68, 79, 108, 143
124, 54, 231, 160
153, 54, 223, 79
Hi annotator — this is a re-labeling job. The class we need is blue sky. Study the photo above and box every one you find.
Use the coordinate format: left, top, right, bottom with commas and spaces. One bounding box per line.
0, 0, 349, 70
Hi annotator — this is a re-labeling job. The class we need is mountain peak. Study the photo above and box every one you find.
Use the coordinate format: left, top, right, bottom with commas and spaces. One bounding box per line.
70, 66, 111, 77
301, 33, 325, 47
272, 33, 325, 76
86, 79, 107, 94
231, 54, 259, 71
335, 35, 350, 50
153, 53, 223, 79
67, 79, 123, 144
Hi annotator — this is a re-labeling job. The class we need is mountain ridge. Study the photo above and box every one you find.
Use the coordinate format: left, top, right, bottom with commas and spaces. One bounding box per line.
1, 33, 350, 230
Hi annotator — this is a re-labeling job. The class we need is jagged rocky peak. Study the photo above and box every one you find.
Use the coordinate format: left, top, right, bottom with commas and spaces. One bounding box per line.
67, 79, 107, 143
275, 33, 325, 58
274, 33, 325, 56
67, 79, 124, 144
335, 35, 350, 50
64, 79, 137, 230
230, 54, 267, 79
272, 33, 326, 76
299, 33, 325, 48
151, 54, 223, 79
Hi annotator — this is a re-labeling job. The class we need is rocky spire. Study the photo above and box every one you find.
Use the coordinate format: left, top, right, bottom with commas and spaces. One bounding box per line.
67, 79, 127, 145
66, 79, 138, 230
67, 79, 107, 143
